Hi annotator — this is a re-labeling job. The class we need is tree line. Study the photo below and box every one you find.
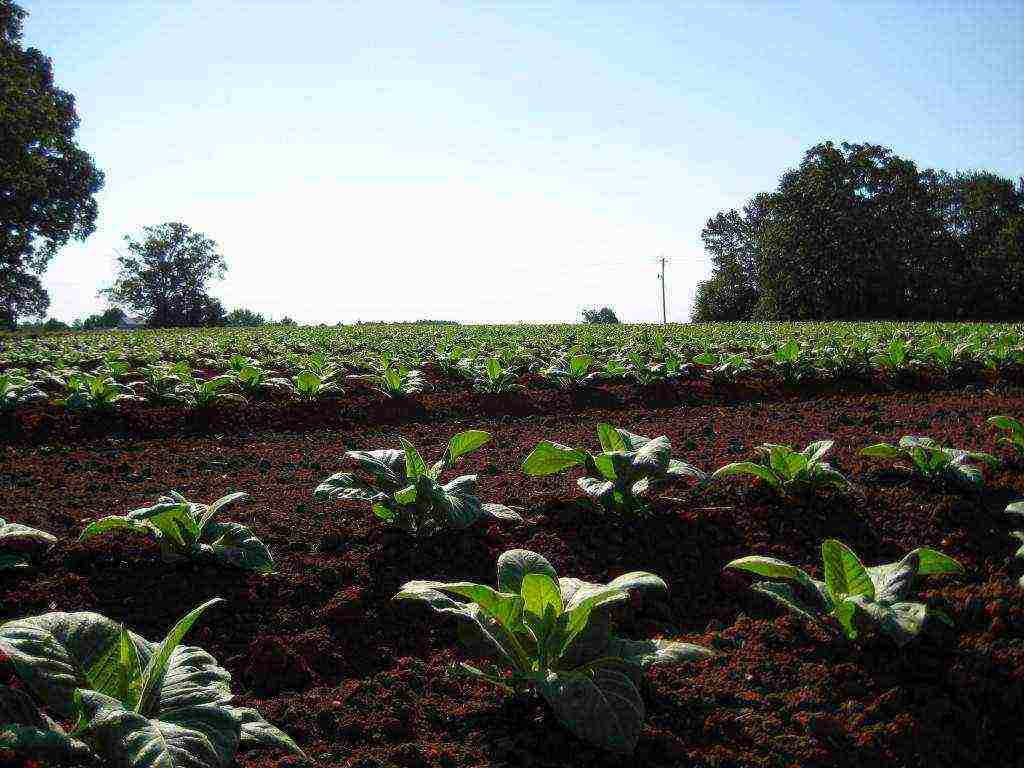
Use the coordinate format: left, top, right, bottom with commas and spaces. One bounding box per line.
694, 141, 1024, 321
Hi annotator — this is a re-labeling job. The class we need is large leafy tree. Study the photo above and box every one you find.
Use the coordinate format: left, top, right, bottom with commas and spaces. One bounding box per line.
102, 222, 228, 327
0, 1, 104, 328
694, 141, 1023, 321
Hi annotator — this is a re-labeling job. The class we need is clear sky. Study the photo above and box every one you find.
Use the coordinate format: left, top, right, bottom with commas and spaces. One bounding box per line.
19, 0, 1024, 324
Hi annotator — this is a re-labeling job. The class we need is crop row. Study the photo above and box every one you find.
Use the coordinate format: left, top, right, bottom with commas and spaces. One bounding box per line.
4, 326, 1024, 415
3, 417, 1023, 764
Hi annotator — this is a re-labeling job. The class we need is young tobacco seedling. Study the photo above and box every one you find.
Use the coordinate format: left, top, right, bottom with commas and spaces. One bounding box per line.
522, 424, 705, 513
0, 599, 303, 765
471, 357, 520, 393
726, 539, 963, 645
0, 518, 56, 571
61, 374, 141, 412
988, 415, 1024, 454
176, 375, 248, 408
860, 436, 999, 489
710, 440, 851, 498
394, 549, 713, 753
315, 430, 522, 535
540, 354, 601, 390
80, 491, 274, 573
348, 356, 428, 398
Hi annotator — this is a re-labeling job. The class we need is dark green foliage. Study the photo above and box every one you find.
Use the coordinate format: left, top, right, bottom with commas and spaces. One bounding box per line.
76, 307, 126, 330
581, 307, 620, 324
0, 0, 105, 328
101, 223, 228, 328
696, 141, 1024, 321
225, 308, 266, 327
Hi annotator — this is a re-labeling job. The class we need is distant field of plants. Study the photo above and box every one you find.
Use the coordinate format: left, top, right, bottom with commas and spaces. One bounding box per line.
2, 321, 1024, 415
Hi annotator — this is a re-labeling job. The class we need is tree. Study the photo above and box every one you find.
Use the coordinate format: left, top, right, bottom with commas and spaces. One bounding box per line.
0, 1, 104, 327
76, 307, 126, 330
581, 306, 619, 324
694, 141, 1021, 321
693, 193, 770, 320
225, 308, 266, 327
102, 223, 227, 327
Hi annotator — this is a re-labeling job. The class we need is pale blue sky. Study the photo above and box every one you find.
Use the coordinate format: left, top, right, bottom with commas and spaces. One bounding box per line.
21, 1, 1024, 323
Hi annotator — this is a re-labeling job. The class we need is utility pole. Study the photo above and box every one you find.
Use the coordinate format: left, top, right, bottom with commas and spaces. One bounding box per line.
657, 255, 667, 325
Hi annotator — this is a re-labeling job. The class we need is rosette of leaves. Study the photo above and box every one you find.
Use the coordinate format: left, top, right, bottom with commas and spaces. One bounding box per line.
269, 370, 343, 401
347, 356, 428, 398
1, 518, 56, 571
315, 431, 521, 534
0, 599, 304, 765
522, 424, 705, 513
989, 415, 1024, 454
394, 549, 713, 753
61, 374, 142, 412
860, 436, 999, 489
693, 351, 751, 383
136, 362, 194, 405
80, 491, 274, 573
471, 358, 519, 393
174, 375, 248, 408
540, 354, 601, 390
726, 540, 963, 645
710, 440, 851, 498
0, 373, 47, 412
768, 339, 814, 383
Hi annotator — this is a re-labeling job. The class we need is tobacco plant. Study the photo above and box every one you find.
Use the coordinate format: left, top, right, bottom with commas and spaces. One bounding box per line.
0, 373, 47, 411
860, 436, 999, 489
271, 370, 343, 400
80, 491, 274, 573
540, 354, 601, 390
175, 375, 249, 408
711, 440, 851, 498
726, 540, 963, 645
315, 431, 521, 534
522, 424, 705, 513
472, 358, 519, 393
989, 415, 1024, 454
0, 518, 56, 571
61, 374, 141, 412
0, 599, 303, 765
348, 357, 428, 398
136, 362, 194, 405
394, 549, 713, 753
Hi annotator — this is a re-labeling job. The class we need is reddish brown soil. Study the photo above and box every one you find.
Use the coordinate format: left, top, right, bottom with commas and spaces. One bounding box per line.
2, 382, 1023, 767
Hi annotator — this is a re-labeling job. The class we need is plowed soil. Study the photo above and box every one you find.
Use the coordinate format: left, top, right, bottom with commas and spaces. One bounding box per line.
2, 379, 1023, 768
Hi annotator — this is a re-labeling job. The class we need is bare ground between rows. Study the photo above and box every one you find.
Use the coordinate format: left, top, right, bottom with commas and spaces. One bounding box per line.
1, 385, 1023, 768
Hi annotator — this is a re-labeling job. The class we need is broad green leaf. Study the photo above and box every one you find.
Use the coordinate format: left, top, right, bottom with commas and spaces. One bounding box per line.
313, 472, 381, 502
496, 549, 558, 594
750, 581, 826, 622
606, 637, 714, 669
433, 475, 483, 528
711, 461, 781, 489
0, 520, 56, 548
522, 442, 588, 475
136, 599, 223, 716
197, 492, 248, 530
76, 689, 239, 768
118, 626, 144, 710
802, 440, 833, 464
80, 516, 148, 542
400, 580, 524, 630
128, 503, 199, 551
445, 430, 491, 463
821, 540, 874, 601
205, 522, 274, 574
399, 438, 427, 480
0, 684, 90, 759
345, 449, 406, 487
909, 548, 963, 576
725, 556, 813, 585
0, 612, 135, 717
666, 459, 706, 481
538, 667, 644, 754
231, 707, 307, 758
597, 424, 626, 452
480, 502, 523, 522
859, 443, 902, 458
521, 573, 563, 620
